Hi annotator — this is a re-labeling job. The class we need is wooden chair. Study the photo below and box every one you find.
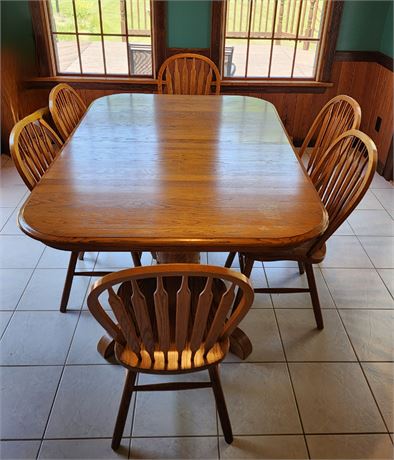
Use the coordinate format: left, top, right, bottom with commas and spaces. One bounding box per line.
298, 95, 361, 177
232, 130, 377, 330
49, 83, 87, 141
87, 263, 254, 450
9, 108, 142, 313
226, 95, 362, 273
157, 53, 221, 95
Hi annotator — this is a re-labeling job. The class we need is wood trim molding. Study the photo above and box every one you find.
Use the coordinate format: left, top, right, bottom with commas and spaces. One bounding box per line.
335, 51, 394, 72
321, 1, 344, 81
152, 0, 167, 75
29, 0, 55, 76
210, 0, 226, 72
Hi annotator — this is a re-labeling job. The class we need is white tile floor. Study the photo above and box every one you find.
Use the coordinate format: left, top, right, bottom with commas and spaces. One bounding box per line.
0, 154, 393, 459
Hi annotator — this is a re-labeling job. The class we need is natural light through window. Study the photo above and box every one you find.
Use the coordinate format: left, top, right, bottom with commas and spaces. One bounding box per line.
47, 0, 153, 76
223, 0, 329, 79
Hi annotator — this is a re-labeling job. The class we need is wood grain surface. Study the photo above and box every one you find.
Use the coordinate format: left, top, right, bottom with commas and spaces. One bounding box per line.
19, 94, 328, 252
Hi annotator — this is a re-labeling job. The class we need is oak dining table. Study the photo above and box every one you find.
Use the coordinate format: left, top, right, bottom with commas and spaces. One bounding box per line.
18, 93, 328, 359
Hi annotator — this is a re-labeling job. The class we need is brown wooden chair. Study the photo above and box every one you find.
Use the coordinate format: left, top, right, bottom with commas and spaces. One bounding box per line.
232, 130, 377, 330
226, 95, 362, 273
49, 83, 87, 141
87, 263, 254, 450
157, 53, 221, 95
9, 108, 142, 313
298, 94, 361, 177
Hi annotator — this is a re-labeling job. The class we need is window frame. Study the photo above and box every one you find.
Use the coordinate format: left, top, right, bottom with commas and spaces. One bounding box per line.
211, 0, 344, 85
29, 0, 166, 79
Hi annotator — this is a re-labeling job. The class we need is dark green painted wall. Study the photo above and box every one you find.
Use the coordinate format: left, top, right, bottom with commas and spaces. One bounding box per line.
1, 0, 35, 62
337, 0, 393, 57
167, 1, 211, 48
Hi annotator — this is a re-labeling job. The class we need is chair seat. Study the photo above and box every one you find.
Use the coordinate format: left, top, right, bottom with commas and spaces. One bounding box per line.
115, 339, 229, 374
241, 243, 326, 265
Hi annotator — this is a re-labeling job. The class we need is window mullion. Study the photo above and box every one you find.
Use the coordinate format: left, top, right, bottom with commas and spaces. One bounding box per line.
244, 0, 255, 77
71, 0, 83, 74
98, 0, 107, 75
267, 0, 279, 78
290, 0, 304, 78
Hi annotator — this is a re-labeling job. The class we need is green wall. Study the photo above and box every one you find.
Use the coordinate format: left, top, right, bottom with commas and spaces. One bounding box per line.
167, 1, 211, 48
337, 1, 393, 57
0, 0, 35, 62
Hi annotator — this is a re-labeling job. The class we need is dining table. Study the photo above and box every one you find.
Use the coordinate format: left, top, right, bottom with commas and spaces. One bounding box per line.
18, 93, 328, 359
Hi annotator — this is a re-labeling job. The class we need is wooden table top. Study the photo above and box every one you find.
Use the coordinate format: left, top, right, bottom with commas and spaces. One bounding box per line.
19, 94, 328, 252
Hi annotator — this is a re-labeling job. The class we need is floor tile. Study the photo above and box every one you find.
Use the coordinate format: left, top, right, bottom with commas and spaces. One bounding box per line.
289, 363, 386, 433
219, 435, 308, 459
67, 311, 111, 365
0, 440, 41, 459
0, 207, 24, 235
39, 439, 128, 459
220, 363, 302, 435
0, 164, 25, 187
319, 236, 373, 268
333, 220, 354, 236
378, 269, 394, 297
306, 434, 394, 459
0, 207, 13, 230
265, 267, 335, 309
251, 293, 273, 308
0, 366, 62, 439
359, 237, 394, 269
18, 269, 91, 310
263, 260, 299, 268
133, 372, 217, 437
362, 362, 394, 431
340, 310, 394, 361
370, 175, 393, 189
373, 189, 394, 212
0, 268, 33, 310
0, 235, 45, 269
276, 309, 356, 361
208, 251, 239, 267
95, 251, 141, 269
0, 311, 12, 337
322, 268, 394, 309
356, 191, 385, 210
0, 186, 27, 207
0, 311, 79, 365
131, 437, 219, 459
348, 210, 394, 236
37, 247, 97, 269
45, 365, 133, 438
225, 309, 285, 363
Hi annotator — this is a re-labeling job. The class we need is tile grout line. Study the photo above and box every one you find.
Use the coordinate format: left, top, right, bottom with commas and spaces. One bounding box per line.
261, 265, 312, 460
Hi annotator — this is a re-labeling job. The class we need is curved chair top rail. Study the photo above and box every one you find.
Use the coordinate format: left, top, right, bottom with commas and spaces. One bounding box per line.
49, 83, 87, 141
157, 53, 221, 95
299, 95, 361, 176
9, 107, 63, 191
87, 264, 254, 369
309, 128, 377, 254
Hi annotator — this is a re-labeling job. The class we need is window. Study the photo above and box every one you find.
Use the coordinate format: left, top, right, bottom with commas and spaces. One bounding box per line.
46, 0, 154, 76
222, 0, 332, 80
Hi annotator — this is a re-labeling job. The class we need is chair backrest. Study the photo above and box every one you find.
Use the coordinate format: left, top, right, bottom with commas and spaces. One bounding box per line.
309, 129, 377, 254
87, 264, 254, 367
49, 83, 86, 141
9, 107, 63, 191
299, 95, 361, 176
157, 53, 221, 95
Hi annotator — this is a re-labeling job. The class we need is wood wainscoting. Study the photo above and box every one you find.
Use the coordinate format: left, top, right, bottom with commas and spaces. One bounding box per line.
2, 53, 393, 179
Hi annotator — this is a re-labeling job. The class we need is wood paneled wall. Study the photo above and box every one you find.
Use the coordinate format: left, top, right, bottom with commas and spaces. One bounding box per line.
2, 59, 393, 176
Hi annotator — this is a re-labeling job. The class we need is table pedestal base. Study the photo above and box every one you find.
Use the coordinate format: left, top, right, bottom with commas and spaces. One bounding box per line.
96, 251, 253, 361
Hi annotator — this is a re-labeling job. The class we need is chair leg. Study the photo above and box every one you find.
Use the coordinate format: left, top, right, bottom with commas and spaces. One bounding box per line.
78, 251, 85, 261
225, 252, 236, 268
304, 263, 324, 329
241, 256, 254, 278
238, 253, 245, 272
60, 251, 79, 313
131, 251, 142, 267
297, 261, 305, 275
208, 365, 233, 444
112, 370, 137, 451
